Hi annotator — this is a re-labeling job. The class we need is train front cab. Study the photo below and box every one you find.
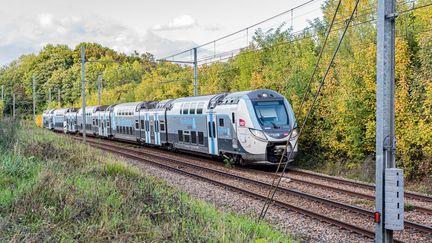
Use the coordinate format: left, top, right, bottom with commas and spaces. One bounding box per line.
235, 90, 298, 165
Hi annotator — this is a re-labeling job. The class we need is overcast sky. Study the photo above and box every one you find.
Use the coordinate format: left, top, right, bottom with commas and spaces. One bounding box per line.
0, 0, 324, 66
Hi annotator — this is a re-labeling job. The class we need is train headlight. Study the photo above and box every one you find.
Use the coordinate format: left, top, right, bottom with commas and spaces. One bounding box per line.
249, 128, 268, 141
290, 128, 299, 141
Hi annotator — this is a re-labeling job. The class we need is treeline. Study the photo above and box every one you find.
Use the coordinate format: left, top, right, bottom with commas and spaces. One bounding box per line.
1, 0, 431, 180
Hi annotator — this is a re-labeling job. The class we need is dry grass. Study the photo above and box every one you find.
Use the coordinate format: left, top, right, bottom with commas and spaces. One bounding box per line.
0, 121, 292, 242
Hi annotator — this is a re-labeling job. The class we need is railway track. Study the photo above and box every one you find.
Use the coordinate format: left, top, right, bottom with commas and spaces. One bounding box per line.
68, 133, 432, 216
71, 136, 432, 242
279, 172, 432, 215
107, 135, 432, 216
288, 168, 432, 204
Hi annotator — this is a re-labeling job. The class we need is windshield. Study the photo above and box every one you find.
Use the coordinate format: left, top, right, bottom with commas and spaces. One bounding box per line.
253, 100, 289, 129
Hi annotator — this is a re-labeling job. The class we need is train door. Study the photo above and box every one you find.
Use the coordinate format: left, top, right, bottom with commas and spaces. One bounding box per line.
144, 112, 150, 144
216, 114, 234, 150
149, 115, 155, 144
107, 111, 112, 137
207, 110, 218, 155
138, 110, 144, 143
154, 112, 160, 145
159, 111, 167, 144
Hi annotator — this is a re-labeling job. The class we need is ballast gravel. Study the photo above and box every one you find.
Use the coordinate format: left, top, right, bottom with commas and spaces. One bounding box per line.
123, 156, 373, 242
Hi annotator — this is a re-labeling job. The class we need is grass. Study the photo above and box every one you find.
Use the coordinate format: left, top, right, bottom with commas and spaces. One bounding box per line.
0, 120, 293, 242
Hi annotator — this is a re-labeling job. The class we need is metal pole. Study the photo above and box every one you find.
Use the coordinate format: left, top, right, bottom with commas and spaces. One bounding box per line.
291, 9, 294, 30
98, 74, 102, 106
375, 0, 397, 242
246, 28, 249, 46
33, 76, 36, 121
12, 93, 15, 119
48, 88, 51, 107
81, 45, 86, 143
193, 48, 198, 96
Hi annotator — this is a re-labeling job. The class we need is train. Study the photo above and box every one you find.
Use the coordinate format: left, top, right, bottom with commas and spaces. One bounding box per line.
42, 89, 298, 165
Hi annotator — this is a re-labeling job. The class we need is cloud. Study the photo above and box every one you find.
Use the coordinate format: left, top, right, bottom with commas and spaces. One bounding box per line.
0, 13, 199, 66
37, 13, 54, 28
152, 15, 197, 31
204, 23, 222, 32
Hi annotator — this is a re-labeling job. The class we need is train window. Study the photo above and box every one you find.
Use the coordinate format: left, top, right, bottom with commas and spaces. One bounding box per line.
160, 123, 165, 131
184, 133, 190, 143
198, 132, 204, 145
208, 122, 212, 137
183, 103, 190, 115
197, 102, 204, 114
129, 127, 133, 135
155, 121, 159, 132
219, 118, 224, 127
232, 113, 235, 124
191, 131, 197, 144
180, 104, 183, 114
150, 123, 154, 133
190, 103, 197, 114
107, 121, 110, 127
135, 120, 139, 129
212, 122, 216, 138
141, 120, 144, 129
178, 130, 183, 142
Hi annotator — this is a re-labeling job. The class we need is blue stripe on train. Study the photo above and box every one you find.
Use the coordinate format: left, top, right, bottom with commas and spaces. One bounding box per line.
209, 113, 215, 155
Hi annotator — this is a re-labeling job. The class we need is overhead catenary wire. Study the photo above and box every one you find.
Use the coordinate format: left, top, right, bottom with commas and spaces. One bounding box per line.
258, 0, 342, 216
257, 0, 342, 221
258, 0, 361, 222
194, 0, 425, 66
160, 0, 320, 61
197, 2, 430, 69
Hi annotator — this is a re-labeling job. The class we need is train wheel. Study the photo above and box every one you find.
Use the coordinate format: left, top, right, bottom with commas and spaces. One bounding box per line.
236, 155, 246, 166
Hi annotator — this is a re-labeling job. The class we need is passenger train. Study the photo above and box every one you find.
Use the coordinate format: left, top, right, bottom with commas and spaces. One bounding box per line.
42, 89, 298, 165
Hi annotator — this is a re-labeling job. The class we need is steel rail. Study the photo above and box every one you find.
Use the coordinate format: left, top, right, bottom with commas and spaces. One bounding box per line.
288, 169, 432, 203
68, 133, 432, 216
86, 140, 381, 241
74, 136, 432, 237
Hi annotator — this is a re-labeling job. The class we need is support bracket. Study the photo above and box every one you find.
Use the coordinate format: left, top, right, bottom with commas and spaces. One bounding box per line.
385, 12, 399, 20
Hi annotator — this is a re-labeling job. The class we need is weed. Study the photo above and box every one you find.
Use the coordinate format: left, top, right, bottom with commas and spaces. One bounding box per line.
0, 124, 292, 242
404, 203, 416, 212
224, 157, 235, 169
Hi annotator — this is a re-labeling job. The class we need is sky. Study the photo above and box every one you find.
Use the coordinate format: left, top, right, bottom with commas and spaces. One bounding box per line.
0, 0, 325, 66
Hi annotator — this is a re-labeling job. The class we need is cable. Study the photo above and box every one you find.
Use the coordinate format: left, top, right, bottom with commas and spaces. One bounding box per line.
257, 0, 341, 220
258, 0, 361, 222
161, 0, 320, 60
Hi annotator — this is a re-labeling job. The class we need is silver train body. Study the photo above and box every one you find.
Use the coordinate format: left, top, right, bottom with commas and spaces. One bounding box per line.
43, 89, 298, 165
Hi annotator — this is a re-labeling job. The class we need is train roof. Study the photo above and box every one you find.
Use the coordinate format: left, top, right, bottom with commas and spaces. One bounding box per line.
53, 108, 70, 114
95, 105, 110, 111
77, 106, 100, 113
113, 101, 147, 111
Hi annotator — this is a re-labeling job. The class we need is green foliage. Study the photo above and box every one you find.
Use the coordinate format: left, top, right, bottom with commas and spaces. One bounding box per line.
0, 124, 292, 241
1, 1, 431, 180
223, 158, 235, 169
0, 100, 4, 117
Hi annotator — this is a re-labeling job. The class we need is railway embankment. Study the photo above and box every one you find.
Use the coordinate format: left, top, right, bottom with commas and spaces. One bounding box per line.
0, 120, 292, 241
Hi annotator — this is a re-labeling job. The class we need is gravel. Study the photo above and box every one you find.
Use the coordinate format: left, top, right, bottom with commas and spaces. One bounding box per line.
121, 155, 373, 242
